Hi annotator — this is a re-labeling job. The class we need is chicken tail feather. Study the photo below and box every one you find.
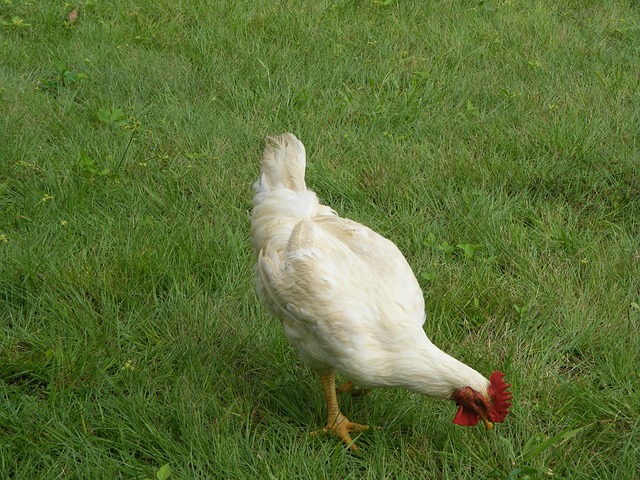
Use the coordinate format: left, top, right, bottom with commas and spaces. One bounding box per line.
255, 133, 307, 194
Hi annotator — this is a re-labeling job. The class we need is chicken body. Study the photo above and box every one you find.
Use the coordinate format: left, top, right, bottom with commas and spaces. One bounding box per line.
251, 134, 495, 449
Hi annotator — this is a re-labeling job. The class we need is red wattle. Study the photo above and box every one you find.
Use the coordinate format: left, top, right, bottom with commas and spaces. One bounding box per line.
452, 404, 480, 427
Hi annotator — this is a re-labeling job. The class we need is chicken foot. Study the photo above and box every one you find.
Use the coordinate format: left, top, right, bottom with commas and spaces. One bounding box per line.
311, 374, 369, 450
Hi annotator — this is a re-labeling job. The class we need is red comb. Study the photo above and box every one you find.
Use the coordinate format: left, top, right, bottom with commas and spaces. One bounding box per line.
487, 371, 512, 422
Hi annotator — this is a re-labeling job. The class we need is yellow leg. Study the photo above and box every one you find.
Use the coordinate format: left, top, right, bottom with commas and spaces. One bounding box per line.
336, 380, 370, 396
311, 374, 369, 451
336, 380, 354, 394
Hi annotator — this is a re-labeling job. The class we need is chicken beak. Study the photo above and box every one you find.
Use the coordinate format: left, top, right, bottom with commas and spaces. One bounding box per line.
482, 417, 494, 430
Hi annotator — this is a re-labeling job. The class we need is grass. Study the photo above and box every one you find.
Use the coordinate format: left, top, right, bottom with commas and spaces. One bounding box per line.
1, 0, 639, 478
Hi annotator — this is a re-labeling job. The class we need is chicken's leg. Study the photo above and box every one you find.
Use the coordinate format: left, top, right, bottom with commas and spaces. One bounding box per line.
311, 374, 369, 450
336, 380, 370, 396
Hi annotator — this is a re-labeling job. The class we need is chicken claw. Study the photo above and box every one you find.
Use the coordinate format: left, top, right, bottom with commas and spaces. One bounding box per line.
314, 374, 369, 450
311, 412, 369, 450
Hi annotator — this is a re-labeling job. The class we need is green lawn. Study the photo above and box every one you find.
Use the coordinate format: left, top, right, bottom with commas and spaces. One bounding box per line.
1, 0, 639, 478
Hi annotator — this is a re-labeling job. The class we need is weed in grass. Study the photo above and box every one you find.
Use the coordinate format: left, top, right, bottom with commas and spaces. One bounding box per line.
146, 463, 171, 480
0, 15, 31, 29
423, 232, 437, 248
457, 243, 482, 260
420, 271, 438, 283
36, 60, 88, 93
74, 153, 110, 178
512, 304, 529, 318
97, 108, 129, 129
438, 240, 455, 255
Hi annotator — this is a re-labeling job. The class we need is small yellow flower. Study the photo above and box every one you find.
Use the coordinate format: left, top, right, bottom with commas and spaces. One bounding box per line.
0, 234, 8, 243
42, 194, 54, 202
61, 220, 68, 226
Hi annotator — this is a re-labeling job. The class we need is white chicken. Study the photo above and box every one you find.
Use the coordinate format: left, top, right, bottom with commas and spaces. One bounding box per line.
251, 134, 511, 450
